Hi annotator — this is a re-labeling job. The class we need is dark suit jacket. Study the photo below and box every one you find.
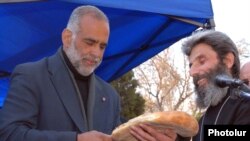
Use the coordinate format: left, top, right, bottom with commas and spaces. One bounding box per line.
0, 49, 121, 141
192, 90, 250, 141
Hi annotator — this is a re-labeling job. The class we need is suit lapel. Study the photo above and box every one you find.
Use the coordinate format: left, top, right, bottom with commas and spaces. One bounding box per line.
87, 74, 96, 130
48, 49, 87, 132
88, 75, 111, 131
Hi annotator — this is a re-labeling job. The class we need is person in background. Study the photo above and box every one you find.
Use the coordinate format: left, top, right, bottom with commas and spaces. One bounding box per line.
0, 5, 176, 141
240, 61, 250, 86
181, 30, 250, 141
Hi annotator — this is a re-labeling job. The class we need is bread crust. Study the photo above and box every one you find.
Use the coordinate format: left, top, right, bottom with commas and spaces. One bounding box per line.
112, 111, 199, 141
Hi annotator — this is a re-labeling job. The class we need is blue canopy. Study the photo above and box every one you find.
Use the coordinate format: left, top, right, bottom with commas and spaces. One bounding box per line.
0, 0, 214, 107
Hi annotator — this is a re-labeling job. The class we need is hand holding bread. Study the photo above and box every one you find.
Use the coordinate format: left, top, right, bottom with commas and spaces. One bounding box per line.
112, 111, 199, 141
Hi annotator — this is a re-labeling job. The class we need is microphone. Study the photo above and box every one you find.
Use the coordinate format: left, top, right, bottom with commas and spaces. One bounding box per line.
215, 74, 243, 88
215, 74, 250, 99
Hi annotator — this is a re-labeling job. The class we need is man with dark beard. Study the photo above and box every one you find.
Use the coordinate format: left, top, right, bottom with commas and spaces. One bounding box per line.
0, 5, 176, 141
182, 30, 250, 141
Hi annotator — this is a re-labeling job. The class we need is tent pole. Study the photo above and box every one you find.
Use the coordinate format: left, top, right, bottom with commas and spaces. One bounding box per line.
169, 16, 215, 29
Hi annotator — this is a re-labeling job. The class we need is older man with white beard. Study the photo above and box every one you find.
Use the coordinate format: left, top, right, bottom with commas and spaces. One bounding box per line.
0, 5, 120, 141
182, 30, 250, 141
0, 5, 177, 141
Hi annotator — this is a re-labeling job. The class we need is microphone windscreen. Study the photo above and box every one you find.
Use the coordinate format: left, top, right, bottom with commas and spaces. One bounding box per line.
214, 74, 230, 88
215, 74, 243, 88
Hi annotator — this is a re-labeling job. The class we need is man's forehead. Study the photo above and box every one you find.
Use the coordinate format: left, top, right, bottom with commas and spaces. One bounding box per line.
189, 44, 216, 58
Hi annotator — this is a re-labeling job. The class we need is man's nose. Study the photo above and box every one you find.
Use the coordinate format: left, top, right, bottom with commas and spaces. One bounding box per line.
189, 66, 199, 77
91, 45, 104, 56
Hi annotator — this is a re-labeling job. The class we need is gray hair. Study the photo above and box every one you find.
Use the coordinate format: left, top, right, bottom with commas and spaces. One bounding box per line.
66, 5, 109, 34
182, 30, 240, 78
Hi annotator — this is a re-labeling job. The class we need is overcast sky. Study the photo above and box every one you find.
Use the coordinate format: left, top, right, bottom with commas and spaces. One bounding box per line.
211, 0, 250, 42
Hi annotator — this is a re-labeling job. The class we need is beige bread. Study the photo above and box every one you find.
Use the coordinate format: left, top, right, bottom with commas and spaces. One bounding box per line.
112, 111, 199, 141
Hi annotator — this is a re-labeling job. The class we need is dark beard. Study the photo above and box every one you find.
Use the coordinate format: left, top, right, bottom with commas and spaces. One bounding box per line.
193, 62, 229, 109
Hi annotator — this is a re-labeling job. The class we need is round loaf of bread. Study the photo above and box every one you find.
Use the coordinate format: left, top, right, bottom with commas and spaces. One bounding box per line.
112, 111, 199, 141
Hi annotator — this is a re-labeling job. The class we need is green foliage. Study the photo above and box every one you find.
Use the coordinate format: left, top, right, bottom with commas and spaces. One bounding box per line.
111, 71, 145, 121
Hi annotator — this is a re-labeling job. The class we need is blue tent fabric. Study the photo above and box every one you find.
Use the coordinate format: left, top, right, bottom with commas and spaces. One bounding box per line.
0, 77, 9, 107
0, 0, 214, 107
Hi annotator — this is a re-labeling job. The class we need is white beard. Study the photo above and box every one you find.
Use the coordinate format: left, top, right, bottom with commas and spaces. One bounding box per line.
64, 41, 101, 76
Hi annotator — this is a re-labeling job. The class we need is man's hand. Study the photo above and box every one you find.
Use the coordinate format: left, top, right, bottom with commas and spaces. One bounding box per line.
77, 131, 112, 141
130, 124, 177, 141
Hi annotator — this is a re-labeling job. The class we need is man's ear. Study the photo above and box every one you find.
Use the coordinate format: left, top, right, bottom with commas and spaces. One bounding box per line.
62, 29, 72, 48
223, 52, 235, 69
